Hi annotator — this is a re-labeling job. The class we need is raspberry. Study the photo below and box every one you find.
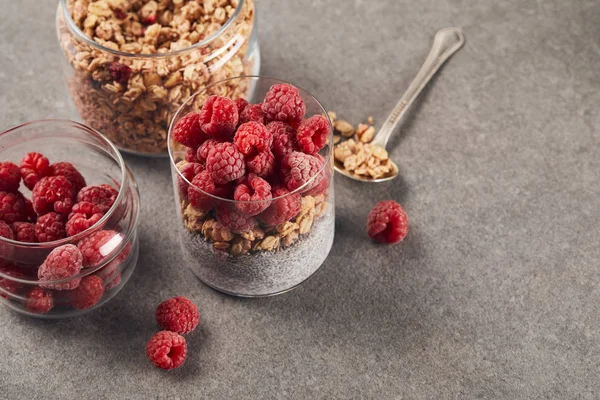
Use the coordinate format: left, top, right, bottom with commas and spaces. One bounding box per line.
0, 220, 13, 240
304, 154, 330, 196
234, 121, 273, 156
156, 296, 199, 335
258, 186, 302, 226
66, 203, 104, 236
196, 139, 219, 164
216, 204, 257, 234
50, 162, 86, 192
239, 103, 266, 124
246, 150, 275, 178
205, 142, 246, 185
199, 96, 239, 141
177, 162, 204, 198
0, 263, 27, 298
146, 331, 187, 370
95, 259, 121, 290
35, 212, 66, 242
25, 287, 54, 314
70, 275, 105, 310
32, 176, 75, 216
262, 83, 306, 125
0, 191, 26, 224
20, 152, 51, 190
0, 162, 21, 192
38, 244, 83, 290
185, 147, 199, 163
234, 98, 249, 114
77, 185, 117, 213
108, 62, 132, 85
296, 115, 330, 154
188, 170, 219, 210
367, 200, 409, 244
13, 222, 37, 243
172, 111, 206, 148
77, 230, 123, 267
234, 174, 272, 216
280, 151, 322, 192
267, 121, 296, 159
24, 199, 36, 222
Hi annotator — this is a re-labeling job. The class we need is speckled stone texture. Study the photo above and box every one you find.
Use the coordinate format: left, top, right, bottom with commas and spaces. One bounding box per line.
1, 0, 600, 398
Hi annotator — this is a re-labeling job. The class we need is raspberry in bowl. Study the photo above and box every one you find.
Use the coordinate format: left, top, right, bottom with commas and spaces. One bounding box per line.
169, 77, 335, 297
0, 120, 141, 318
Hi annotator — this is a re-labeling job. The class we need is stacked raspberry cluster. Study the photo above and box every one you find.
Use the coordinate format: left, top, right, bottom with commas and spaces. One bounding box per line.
173, 83, 331, 241
0, 153, 131, 315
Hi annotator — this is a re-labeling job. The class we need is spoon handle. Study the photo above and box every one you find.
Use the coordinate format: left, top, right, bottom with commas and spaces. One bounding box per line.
371, 27, 465, 148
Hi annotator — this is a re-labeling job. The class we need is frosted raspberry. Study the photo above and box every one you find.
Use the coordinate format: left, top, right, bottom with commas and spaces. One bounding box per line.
20, 152, 51, 190
146, 331, 187, 370
66, 202, 104, 236
246, 150, 275, 178
32, 176, 75, 216
13, 222, 37, 243
77, 230, 124, 267
367, 200, 409, 244
185, 147, 199, 163
38, 244, 83, 290
172, 111, 206, 148
77, 185, 117, 213
199, 96, 239, 141
188, 170, 219, 210
280, 151, 322, 192
234, 174, 272, 216
25, 287, 54, 314
50, 162, 86, 192
70, 275, 105, 310
156, 296, 199, 335
258, 186, 302, 226
296, 115, 330, 154
239, 103, 266, 124
304, 154, 330, 196
0, 162, 21, 192
234, 121, 273, 156
196, 139, 219, 164
205, 142, 245, 185
0, 264, 25, 298
262, 83, 306, 125
234, 98, 249, 114
0, 191, 26, 224
177, 162, 204, 198
216, 204, 257, 234
35, 212, 66, 242
267, 121, 297, 159
108, 62, 132, 85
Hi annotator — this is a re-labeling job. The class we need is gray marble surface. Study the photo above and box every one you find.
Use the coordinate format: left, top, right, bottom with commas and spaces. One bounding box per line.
1, 0, 600, 398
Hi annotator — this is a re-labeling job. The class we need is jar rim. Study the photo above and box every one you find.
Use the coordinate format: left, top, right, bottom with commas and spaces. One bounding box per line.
168, 75, 334, 205
58, 0, 246, 59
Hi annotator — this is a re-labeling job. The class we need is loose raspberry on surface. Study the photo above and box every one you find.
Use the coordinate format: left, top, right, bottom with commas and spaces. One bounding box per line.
185, 147, 199, 163
258, 186, 302, 226
262, 83, 306, 125
177, 162, 205, 198
108, 62, 132, 85
20, 152, 51, 190
156, 296, 200, 335
268, 121, 297, 160
196, 139, 220, 164
38, 244, 83, 290
206, 142, 246, 185
216, 204, 257, 234
13, 222, 37, 243
234, 174, 272, 216
172, 111, 206, 149
77, 185, 117, 214
0, 162, 21, 192
66, 203, 104, 236
367, 200, 409, 244
188, 170, 220, 211
234, 121, 273, 156
280, 151, 323, 192
0, 191, 27, 224
50, 162, 86, 192
0, 264, 26, 299
246, 150, 275, 178
296, 115, 330, 154
35, 212, 66, 243
32, 176, 75, 216
146, 331, 187, 371
239, 103, 266, 124
77, 230, 124, 267
234, 98, 249, 114
199, 96, 239, 141
70, 275, 105, 310
25, 287, 54, 314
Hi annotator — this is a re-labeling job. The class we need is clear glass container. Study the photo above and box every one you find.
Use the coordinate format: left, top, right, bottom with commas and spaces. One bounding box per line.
0, 120, 141, 318
169, 76, 335, 297
56, 0, 260, 156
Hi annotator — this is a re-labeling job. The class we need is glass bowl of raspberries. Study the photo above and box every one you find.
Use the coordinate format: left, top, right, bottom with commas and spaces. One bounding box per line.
168, 76, 335, 297
0, 120, 141, 318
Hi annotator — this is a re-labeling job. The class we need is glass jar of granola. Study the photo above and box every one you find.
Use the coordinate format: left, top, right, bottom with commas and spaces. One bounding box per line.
56, 0, 260, 156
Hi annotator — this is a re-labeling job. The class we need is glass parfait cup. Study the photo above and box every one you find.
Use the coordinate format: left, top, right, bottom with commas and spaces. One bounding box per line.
168, 76, 335, 297
0, 120, 141, 318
